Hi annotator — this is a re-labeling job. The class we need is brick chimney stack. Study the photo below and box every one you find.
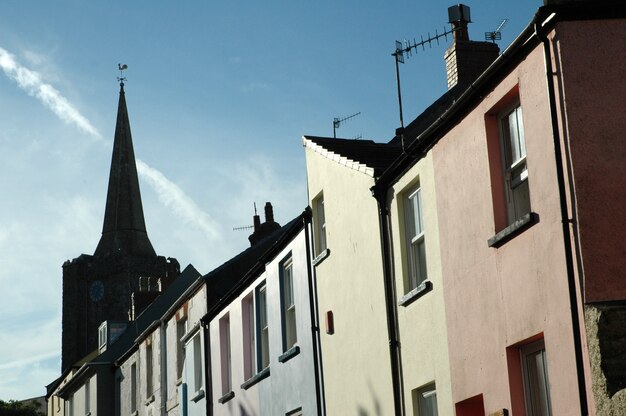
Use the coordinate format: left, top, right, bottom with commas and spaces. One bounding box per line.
248, 202, 281, 246
444, 4, 500, 90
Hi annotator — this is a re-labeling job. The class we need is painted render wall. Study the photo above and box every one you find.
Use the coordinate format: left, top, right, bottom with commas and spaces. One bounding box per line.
166, 285, 208, 416
210, 230, 317, 416
117, 285, 208, 416
552, 19, 626, 303
304, 144, 394, 415
388, 153, 454, 416
431, 42, 582, 414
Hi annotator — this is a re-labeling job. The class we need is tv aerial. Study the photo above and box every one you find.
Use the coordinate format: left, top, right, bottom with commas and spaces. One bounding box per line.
485, 19, 508, 43
232, 203, 257, 231
333, 111, 361, 138
392, 22, 456, 130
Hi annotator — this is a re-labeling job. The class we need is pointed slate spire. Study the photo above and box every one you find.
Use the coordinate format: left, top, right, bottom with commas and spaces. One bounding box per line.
94, 82, 156, 257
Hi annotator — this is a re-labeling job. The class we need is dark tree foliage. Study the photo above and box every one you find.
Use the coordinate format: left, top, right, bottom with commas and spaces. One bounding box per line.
0, 399, 46, 416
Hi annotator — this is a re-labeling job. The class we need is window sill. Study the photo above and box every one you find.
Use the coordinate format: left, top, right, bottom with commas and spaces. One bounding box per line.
241, 367, 270, 390
278, 345, 300, 363
144, 394, 155, 406
176, 377, 183, 386
131, 412, 138, 416
488, 212, 538, 248
398, 280, 432, 307
218, 391, 235, 404
312, 248, 330, 267
190, 388, 205, 403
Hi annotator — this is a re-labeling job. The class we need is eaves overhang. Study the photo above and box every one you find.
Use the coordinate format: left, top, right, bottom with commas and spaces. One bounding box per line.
302, 136, 377, 178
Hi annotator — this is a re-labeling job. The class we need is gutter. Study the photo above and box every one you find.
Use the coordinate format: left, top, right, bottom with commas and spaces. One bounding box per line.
534, 16, 589, 415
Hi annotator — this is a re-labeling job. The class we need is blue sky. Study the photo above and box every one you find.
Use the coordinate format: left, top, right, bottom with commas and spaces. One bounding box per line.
0, 1, 538, 400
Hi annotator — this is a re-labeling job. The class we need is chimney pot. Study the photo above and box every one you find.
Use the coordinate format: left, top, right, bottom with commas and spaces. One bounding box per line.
264, 202, 274, 223
444, 4, 499, 90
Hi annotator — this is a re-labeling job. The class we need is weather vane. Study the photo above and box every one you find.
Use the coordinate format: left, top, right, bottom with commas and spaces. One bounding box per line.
117, 63, 128, 85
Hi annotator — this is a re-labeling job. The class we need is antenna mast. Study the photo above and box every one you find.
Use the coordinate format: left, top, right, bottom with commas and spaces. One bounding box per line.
333, 111, 361, 138
392, 26, 455, 131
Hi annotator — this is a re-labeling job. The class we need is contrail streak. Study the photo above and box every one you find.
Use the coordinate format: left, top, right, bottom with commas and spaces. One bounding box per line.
0, 46, 219, 241
137, 159, 221, 241
0, 47, 101, 138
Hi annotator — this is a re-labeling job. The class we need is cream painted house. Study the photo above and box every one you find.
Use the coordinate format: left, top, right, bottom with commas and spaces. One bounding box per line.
303, 136, 400, 415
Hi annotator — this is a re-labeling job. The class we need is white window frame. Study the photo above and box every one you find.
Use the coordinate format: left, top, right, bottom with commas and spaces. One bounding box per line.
145, 338, 153, 397
281, 256, 297, 351
403, 184, 427, 292
521, 340, 552, 416
413, 383, 438, 416
256, 283, 270, 371
85, 378, 90, 415
130, 362, 137, 414
499, 103, 530, 223
192, 333, 203, 393
242, 293, 256, 380
314, 194, 327, 254
176, 317, 187, 380
219, 314, 232, 395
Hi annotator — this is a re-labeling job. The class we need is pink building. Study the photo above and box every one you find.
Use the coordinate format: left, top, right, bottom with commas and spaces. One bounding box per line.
371, 1, 626, 414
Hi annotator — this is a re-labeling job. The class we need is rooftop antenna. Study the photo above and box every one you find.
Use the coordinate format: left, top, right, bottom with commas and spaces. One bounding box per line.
117, 63, 128, 87
333, 112, 361, 138
392, 26, 455, 130
485, 18, 508, 43
232, 202, 256, 231
392, 4, 469, 153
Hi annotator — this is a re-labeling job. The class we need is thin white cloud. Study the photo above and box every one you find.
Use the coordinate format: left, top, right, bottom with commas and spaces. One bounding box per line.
137, 159, 222, 241
242, 81, 271, 93
0, 45, 220, 249
0, 46, 101, 138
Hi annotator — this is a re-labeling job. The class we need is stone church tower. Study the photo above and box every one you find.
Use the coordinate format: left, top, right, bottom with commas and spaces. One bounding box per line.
61, 81, 179, 371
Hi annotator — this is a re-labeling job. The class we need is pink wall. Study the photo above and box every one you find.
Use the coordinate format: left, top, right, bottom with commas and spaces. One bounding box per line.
553, 20, 626, 303
432, 39, 581, 414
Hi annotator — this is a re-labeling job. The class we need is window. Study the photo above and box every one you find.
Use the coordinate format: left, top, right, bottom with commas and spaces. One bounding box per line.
219, 314, 231, 395
242, 293, 256, 380
98, 322, 107, 351
85, 378, 90, 414
193, 333, 203, 393
146, 338, 153, 397
403, 185, 427, 291
521, 340, 552, 416
256, 283, 270, 371
176, 317, 187, 380
500, 104, 530, 224
281, 256, 297, 351
68, 394, 74, 416
314, 194, 327, 254
130, 363, 137, 413
413, 383, 438, 416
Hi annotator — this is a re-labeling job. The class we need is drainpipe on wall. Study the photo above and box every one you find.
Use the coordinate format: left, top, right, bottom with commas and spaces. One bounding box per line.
203, 320, 213, 416
372, 185, 405, 416
535, 17, 589, 415
159, 322, 167, 416
303, 207, 326, 416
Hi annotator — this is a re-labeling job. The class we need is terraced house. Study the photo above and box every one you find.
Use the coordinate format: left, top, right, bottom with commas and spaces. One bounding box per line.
47, 1, 626, 415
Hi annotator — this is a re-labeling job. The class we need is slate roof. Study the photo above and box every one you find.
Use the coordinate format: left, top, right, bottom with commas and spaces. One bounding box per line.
205, 213, 304, 302
303, 85, 465, 178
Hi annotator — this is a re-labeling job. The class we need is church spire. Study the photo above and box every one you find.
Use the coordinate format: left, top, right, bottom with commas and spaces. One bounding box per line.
94, 80, 156, 258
